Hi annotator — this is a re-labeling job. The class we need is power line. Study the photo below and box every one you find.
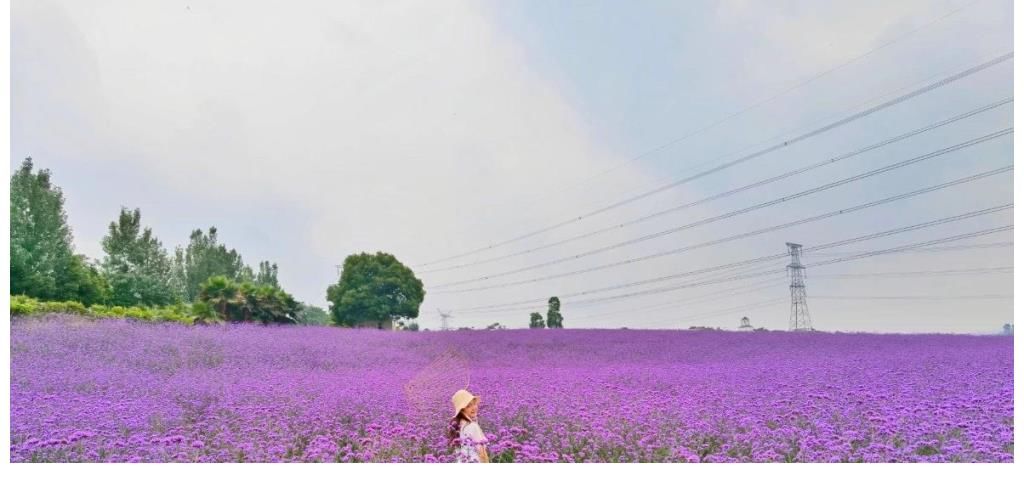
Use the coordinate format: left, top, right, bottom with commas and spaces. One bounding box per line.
473, 0, 986, 217
416, 52, 1014, 268
434, 164, 1010, 294
812, 294, 1011, 300
572, 264, 1012, 324
451, 212, 1012, 314
813, 266, 1012, 279
430, 135, 1012, 291
421, 97, 1012, 275
571, 277, 788, 323
805, 241, 1012, 257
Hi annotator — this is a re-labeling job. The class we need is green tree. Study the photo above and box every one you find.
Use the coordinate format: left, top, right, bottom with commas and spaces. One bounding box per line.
198, 275, 239, 321
101, 208, 180, 307
256, 261, 280, 288
326, 252, 424, 327
546, 297, 563, 329
198, 275, 298, 324
529, 312, 545, 329
10, 158, 108, 303
59, 255, 111, 306
174, 227, 253, 301
296, 303, 330, 325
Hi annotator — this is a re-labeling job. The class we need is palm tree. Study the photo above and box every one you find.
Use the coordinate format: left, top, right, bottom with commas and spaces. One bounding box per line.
198, 276, 239, 321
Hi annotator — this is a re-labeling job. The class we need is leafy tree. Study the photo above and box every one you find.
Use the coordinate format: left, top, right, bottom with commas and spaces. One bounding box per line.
10, 157, 102, 302
58, 255, 111, 306
485, 322, 505, 330
174, 227, 253, 301
256, 261, 280, 288
404, 321, 420, 331
198, 275, 239, 321
296, 303, 330, 325
326, 252, 424, 327
529, 312, 545, 329
101, 208, 180, 306
546, 297, 564, 329
198, 275, 298, 324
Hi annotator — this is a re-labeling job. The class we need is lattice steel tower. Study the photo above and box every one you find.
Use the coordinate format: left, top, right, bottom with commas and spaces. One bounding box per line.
437, 309, 454, 331
786, 242, 813, 331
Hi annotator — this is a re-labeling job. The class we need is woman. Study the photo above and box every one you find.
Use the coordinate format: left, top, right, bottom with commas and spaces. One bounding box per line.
448, 389, 489, 463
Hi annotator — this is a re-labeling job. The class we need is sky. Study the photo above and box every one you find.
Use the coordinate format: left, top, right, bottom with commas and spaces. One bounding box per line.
10, 0, 1014, 333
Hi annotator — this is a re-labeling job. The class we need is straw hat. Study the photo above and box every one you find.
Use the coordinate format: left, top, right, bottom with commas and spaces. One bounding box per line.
451, 389, 479, 418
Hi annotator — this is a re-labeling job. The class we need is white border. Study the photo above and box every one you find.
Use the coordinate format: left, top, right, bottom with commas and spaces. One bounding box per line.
1, 1, 1018, 481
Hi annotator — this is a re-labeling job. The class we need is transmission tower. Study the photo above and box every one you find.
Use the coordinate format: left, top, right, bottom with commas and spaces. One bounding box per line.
438, 309, 454, 331
739, 316, 752, 330
786, 242, 813, 331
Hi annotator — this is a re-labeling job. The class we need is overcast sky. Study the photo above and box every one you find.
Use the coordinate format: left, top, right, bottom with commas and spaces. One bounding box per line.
11, 0, 1013, 333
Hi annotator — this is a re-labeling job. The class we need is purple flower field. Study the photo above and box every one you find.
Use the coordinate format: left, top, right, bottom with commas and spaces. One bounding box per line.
10, 316, 1013, 463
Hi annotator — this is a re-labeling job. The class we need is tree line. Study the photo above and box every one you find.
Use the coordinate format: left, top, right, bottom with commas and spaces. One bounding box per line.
10, 158, 327, 324
12, 157, 567, 331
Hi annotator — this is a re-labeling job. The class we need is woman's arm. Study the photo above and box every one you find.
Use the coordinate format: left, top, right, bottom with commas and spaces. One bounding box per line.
477, 445, 490, 463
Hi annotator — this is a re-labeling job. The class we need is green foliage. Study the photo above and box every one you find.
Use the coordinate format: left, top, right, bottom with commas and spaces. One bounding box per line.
10, 158, 106, 304
326, 252, 424, 327
9, 295, 194, 324
529, 312, 545, 329
173, 227, 254, 302
198, 275, 298, 324
546, 297, 563, 329
295, 303, 330, 325
256, 261, 280, 289
198, 276, 240, 320
101, 208, 181, 307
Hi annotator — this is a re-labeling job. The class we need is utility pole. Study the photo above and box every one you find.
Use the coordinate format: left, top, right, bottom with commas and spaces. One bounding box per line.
438, 309, 454, 331
787, 242, 813, 331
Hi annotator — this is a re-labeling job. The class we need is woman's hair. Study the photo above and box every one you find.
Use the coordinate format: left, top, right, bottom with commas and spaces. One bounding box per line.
446, 410, 470, 447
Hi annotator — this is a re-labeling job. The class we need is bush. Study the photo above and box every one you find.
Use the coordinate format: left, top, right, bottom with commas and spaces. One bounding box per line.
10, 295, 39, 316
10, 295, 194, 324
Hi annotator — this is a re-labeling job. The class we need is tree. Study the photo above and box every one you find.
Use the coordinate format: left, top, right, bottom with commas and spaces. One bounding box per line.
101, 208, 181, 307
58, 255, 111, 306
529, 312, 545, 329
326, 252, 424, 327
546, 297, 564, 329
173, 227, 253, 301
485, 322, 505, 330
198, 275, 239, 321
256, 261, 280, 288
10, 158, 105, 303
198, 275, 298, 324
296, 303, 330, 325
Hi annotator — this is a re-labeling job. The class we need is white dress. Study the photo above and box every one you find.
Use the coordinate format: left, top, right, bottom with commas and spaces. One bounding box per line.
457, 420, 486, 463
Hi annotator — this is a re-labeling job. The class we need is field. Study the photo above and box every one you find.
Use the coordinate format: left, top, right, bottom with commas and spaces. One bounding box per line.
10, 316, 1013, 463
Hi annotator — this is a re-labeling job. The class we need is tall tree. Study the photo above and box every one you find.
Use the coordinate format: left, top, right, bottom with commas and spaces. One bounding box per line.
546, 297, 564, 329
173, 227, 252, 301
529, 312, 545, 329
256, 261, 280, 288
296, 303, 330, 325
101, 208, 180, 306
326, 252, 425, 327
10, 158, 107, 303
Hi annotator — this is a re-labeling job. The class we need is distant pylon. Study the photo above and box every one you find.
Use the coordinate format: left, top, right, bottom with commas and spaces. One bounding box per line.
786, 242, 813, 331
739, 316, 752, 329
438, 309, 454, 331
